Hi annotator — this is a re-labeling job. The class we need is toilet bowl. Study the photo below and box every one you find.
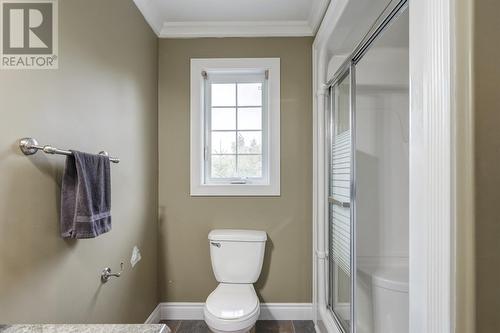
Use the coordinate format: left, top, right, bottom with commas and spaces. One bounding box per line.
358, 263, 409, 333
204, 229, 267, 333
204, 284, 260, 333
371, 266, 408, 333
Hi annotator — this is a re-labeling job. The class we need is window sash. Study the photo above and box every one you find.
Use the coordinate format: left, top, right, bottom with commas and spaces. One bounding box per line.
204, 73, 269, 184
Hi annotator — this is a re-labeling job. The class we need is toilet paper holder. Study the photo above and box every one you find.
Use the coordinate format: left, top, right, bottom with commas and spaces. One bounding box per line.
101, 262, 124, 283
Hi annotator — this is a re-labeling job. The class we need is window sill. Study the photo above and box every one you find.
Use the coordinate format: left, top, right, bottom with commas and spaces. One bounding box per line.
190, 183, 280, 197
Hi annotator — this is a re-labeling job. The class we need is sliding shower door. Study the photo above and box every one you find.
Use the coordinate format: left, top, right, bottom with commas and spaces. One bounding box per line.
354, 7, 409, 333
327, 70, 353, 332
325, 2, 409, 333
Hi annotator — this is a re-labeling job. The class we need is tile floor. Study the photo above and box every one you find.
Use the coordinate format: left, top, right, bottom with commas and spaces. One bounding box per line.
161, 320, 316, 333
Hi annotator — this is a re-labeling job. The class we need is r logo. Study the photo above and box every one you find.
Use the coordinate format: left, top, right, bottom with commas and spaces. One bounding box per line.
1, 0, 57, 69
2, 2, 52, 54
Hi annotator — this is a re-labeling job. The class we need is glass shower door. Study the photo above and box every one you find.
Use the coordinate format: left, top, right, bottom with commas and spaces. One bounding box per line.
328, 71, 352, 332
354, 7, 409, 333
324, 2, 409, 333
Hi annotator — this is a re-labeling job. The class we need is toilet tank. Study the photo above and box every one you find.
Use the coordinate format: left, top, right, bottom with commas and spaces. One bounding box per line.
208, 229, 267, 283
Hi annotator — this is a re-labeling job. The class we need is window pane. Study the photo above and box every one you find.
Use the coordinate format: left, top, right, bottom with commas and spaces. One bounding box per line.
238, 107, 262, 130
212, 155, 236, 178
238, 131, 262, 154
212, 84, 236, 106
238, 155, 262, 178
212, 131, 236, 154
212, 108, 236, 130
237, 83, 262, 106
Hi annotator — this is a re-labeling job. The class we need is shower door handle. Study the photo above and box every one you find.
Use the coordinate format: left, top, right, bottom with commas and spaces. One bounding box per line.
328, 197, 351, 208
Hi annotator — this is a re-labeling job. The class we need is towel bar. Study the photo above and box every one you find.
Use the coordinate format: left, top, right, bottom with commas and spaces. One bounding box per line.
19, 137, 120, 163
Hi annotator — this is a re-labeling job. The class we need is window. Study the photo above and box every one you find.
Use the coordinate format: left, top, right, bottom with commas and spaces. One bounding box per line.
207, 74, 265, 182
191, 58, 280, 196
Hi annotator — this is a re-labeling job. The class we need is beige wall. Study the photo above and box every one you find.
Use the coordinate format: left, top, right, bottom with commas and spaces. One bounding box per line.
453, 0, 475, 332
475, 0, 500, 331
158, 38, 313, 302
0, 0, 158, 323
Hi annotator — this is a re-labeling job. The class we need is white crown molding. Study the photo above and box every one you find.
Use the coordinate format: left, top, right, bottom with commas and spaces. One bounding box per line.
134, 0, 330, 38
308, 0, 330, 34
145, 302, 313, 321
133, 0, 163, 35
159, 21, 314, 38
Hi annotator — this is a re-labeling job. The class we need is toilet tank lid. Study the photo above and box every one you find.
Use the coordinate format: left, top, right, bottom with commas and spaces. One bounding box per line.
208, 229, 267, 242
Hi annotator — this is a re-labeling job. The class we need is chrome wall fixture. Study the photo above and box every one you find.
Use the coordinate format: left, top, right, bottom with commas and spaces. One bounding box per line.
18, 137, 120, 163
101, 262, 124, 283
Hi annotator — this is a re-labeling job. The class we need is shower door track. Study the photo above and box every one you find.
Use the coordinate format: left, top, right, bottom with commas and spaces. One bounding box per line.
326, 0, 409, 89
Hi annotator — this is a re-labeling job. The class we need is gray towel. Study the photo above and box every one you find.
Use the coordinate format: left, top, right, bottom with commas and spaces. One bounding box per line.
60, 150, 111, 239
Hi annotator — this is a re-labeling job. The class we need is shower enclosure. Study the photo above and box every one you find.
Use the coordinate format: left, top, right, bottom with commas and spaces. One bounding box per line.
326, 1, 409, 332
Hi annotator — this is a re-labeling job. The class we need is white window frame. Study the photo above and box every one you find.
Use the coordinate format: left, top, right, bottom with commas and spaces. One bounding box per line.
190, 58, 280, 196
204, 72, 268, 185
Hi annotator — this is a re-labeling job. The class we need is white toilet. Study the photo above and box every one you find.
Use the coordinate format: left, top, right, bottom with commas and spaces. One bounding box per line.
370, 266, 409, 333
204, 229, 267, 333
357, 262, 409, 333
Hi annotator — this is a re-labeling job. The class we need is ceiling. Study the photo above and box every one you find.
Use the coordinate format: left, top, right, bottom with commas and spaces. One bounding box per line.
133, 0, 330, 38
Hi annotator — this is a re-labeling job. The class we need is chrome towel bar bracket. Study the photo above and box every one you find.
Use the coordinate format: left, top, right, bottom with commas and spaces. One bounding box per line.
19, 137, 120, 163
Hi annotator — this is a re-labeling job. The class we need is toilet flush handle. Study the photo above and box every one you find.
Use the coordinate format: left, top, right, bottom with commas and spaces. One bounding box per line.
211, 242, 221, 248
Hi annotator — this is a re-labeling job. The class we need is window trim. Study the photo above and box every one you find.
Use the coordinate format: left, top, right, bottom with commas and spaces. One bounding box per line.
190, 58, 280, 196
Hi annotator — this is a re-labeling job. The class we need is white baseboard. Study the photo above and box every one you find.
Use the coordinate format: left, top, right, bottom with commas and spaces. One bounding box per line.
144, 304, 161, 324
146, 302, 313, 322
258, 303, 313, 320
161, 302, 205, 320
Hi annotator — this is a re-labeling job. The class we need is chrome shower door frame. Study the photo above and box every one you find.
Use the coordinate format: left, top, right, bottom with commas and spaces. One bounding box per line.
326, 66, 355, 333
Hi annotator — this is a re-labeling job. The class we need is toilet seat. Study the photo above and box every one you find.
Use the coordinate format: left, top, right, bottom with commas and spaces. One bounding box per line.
206, 283, 259, 319
204, 283, 260, 333
359, 264, 409, 292
370, 266, 408, 292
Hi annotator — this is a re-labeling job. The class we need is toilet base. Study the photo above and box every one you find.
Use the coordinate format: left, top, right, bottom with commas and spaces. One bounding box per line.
206, 325, 254, 333
204, 304, 259, 333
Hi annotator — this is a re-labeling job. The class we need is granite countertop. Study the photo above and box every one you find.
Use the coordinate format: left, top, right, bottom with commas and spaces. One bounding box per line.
0, 325, 168, 333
